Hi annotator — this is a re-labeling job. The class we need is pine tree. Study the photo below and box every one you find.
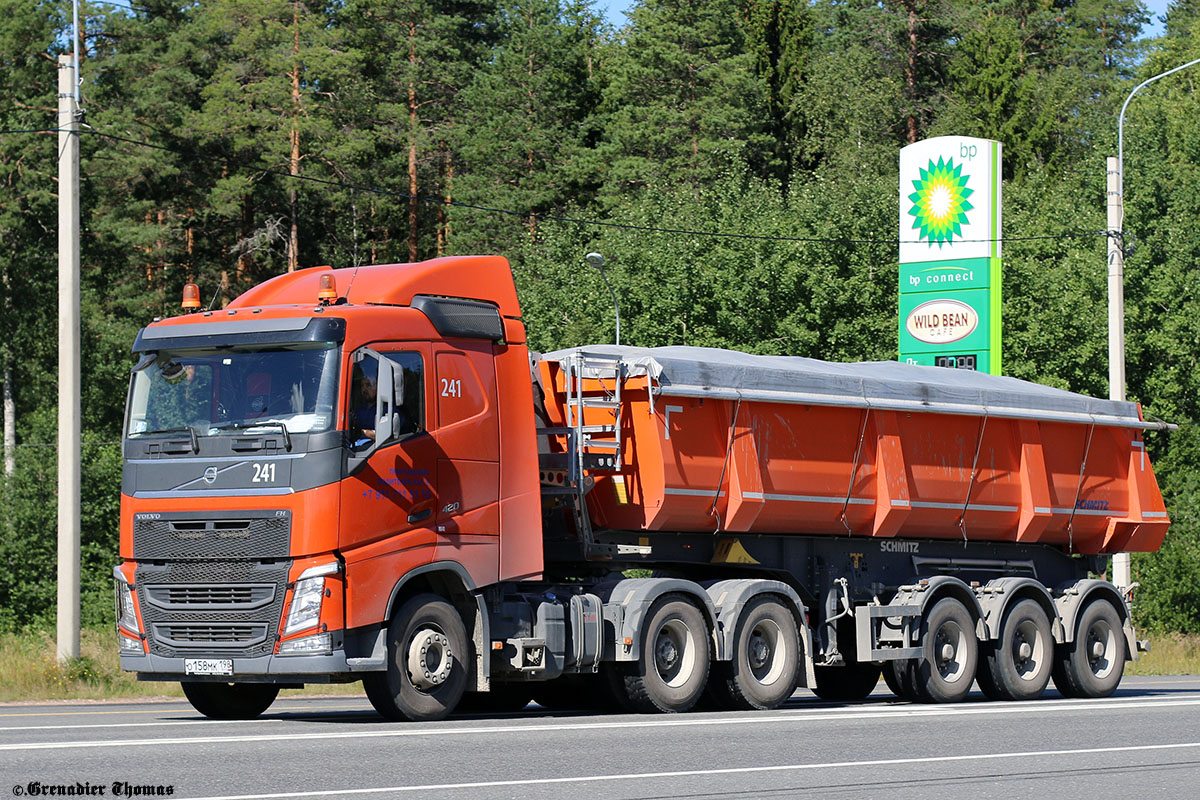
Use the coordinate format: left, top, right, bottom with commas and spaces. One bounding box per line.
451, 0, 605, 252
598, 0, 769, 194
338, 0, 500, 261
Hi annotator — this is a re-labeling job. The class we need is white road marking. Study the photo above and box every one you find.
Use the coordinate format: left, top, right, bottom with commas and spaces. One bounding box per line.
3, 694, 1200, 751
0, 703, 360, 719
0, 718, 285, 732
178, 741, 1200, 799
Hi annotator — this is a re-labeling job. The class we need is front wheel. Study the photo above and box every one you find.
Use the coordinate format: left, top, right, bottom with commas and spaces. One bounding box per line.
181, 682, 279, 719
363, 593, 470, 721
1052, 599, 1125, 699
615, 595, 711, 713
709, 596, 801, 710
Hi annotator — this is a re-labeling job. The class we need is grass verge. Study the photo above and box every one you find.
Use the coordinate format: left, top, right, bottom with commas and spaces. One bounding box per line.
0, 628, 363, 703
1127, 633, 1200, 676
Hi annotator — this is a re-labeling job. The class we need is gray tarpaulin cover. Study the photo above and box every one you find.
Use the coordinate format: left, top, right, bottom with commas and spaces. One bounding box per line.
542, 345, 1165, 430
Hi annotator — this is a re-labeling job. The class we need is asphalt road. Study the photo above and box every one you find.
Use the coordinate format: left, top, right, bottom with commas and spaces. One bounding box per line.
3, 677, 1200, 800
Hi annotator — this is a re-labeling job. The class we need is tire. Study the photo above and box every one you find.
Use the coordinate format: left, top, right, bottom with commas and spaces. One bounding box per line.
978, 599, 1053, 701
709, 596, 801, 710
1051, 599, 1125, 699
910, 597, 978, 703
456, 684, 533, 714
614, 595, 711, 713
883, 661, 907, 698
811, 662, 881, 701
180, 682, 279, 720
363, 593, 469, 721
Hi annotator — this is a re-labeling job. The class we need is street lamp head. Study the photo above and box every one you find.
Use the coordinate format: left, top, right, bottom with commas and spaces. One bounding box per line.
585, 252, 604, 270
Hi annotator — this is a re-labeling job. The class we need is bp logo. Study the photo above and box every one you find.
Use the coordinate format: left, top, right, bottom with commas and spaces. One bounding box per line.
908, 156, 974, 246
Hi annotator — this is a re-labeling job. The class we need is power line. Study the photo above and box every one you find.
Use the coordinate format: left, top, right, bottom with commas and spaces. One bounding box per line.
0, 126, 1123, 247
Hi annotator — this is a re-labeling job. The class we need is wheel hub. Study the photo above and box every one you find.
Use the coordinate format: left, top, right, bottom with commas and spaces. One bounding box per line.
407, 629, 453, 690
749, 635, 770, 670
1017, 640, 1033, 661
656, 636, 679, 672
940, 641, 956, 662
1091, 638, 1105, 661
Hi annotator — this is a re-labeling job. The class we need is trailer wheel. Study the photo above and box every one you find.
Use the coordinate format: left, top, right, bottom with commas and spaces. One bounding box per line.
709, 596, 800, 710
618, 595, 711, 713
978, 599, 1053, 701
180, 682, 279, 719
911, 597, 978, 703
363, 593, 469, 721
883, 661, 911, 699
1051, 599, 1124, 699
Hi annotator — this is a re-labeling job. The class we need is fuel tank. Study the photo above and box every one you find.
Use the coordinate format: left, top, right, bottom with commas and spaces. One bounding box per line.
537, 346, 1170, 555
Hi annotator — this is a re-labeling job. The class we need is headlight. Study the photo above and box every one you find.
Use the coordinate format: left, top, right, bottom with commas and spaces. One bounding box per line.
118, 633, 142, 652
283, 561, 340, 635
284, 577, 325, 634
114, 574, 139, 633
278, 632, 332, 655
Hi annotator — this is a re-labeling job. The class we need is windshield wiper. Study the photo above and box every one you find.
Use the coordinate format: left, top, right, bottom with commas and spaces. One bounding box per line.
210, 421, 292, 451
133, 426, 199, 453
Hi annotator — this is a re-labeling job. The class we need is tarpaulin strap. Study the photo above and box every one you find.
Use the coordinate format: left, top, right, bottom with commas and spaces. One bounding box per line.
709, 395, 743, 534
957, 410, 990, 543
1066, 421, 1097, 554
840, 407, 871, 535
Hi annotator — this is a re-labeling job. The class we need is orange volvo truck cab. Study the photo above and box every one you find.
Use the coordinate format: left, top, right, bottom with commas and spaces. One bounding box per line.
117, 256, 1171, 720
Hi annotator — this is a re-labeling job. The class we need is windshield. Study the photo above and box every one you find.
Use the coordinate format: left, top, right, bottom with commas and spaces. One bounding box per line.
125, 342, 340, 437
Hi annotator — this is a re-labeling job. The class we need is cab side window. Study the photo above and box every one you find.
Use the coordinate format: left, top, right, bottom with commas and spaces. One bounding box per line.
382, 351, 424, 437
348, 348, 425, 448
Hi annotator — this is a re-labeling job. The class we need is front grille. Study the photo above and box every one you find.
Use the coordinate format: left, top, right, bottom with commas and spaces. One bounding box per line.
133, 511, 291, 560
151, 623, 269, 649
137, 560, 289, 659
144, 584, 275, 611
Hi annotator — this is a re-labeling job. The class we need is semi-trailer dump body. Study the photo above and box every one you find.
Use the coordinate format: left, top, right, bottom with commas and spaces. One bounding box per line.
115, 256, 1171, 721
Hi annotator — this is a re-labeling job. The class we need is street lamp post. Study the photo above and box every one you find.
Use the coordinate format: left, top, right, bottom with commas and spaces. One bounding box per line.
1110, 56, 1200, 592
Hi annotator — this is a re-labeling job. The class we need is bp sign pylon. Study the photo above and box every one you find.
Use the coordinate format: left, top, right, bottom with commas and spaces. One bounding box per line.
899, 136, 1002, 374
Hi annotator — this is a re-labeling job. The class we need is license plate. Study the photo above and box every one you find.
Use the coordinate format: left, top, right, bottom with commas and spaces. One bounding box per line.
185, 658, 233, 676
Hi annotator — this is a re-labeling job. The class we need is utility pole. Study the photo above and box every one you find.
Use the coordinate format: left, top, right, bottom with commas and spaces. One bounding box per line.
1110, 56, 1200, 593
1107, 156, 1130, 591
57, 53, 81, 664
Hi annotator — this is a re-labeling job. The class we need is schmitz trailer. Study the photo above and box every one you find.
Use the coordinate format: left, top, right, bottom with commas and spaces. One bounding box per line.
115, 256, 1171, 720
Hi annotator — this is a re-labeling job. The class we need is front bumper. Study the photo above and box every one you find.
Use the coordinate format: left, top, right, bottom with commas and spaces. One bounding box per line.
120, 649, 359, 683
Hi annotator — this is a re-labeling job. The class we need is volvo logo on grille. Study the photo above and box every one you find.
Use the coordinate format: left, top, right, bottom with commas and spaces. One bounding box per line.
203, 466, 219, 484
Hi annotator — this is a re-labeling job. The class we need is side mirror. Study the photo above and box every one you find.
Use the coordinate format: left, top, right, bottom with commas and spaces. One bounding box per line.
375, 353, 397, 444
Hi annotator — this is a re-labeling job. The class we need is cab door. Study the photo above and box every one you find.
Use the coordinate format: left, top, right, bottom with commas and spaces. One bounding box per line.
432, 339, 500, 586
340, 343, 437, 631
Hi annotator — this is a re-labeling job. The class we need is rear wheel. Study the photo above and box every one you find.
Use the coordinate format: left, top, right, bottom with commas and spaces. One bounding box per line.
978, 599, 1053, 701
709, 596, 801, 710
1052, 599, 1124, 699
614, 595, 710, 713
910, 597, 978, 703
363, 593, 469, 721
181, 682, 279, 719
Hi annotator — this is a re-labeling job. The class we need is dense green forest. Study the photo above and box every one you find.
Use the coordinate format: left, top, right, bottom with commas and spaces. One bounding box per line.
0, 0, 1198, 633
